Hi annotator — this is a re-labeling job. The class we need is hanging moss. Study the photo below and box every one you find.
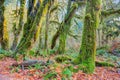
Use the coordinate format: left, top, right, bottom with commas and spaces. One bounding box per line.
74, 0, 102, 74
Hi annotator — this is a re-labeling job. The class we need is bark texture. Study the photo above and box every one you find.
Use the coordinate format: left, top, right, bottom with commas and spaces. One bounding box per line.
11, 0, 25, 50
74, 0, 102, 73
15, 0, 50, 53
0, 0, 9, 50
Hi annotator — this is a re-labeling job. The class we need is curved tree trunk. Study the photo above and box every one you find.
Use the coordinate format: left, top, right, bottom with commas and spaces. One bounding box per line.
51, 1, 77, 50
74, 0, 102, 73
58, 3, 77, 54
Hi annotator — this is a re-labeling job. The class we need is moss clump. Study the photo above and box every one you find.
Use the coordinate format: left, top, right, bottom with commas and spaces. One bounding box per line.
74, 58, 95, 74
55, 55, 72, 63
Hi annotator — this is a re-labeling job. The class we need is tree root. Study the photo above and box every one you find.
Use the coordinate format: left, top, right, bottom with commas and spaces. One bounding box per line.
95, 61, 115, 67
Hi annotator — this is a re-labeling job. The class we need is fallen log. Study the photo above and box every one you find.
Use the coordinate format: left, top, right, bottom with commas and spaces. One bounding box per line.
11, 60, 54, 70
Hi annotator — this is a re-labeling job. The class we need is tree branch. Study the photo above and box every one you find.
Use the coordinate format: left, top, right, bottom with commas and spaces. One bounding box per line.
101, 9, 120, 16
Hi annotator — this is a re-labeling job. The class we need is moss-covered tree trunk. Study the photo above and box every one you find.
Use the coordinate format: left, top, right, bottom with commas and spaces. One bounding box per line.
0, 0, 9, 50
11, 0, 25, 50
15, 0, 51, 53
74, 0, 102, 73
58, 2, 77, 54
44, 9, 49, 50
51, 1, 77, 50
58, 24, 69, 54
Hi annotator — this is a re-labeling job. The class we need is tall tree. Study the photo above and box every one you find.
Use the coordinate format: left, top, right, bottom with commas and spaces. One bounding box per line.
0, 0, 9, 50
51, 0, 86, 50
15, 0, 51, 53
44, 1, 55, 50
74, 0, 102, 73
11, 0, 25, 50
58, 2, 78, 54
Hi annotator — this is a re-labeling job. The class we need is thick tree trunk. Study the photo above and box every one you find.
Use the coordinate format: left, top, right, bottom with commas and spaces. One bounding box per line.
74, 0, 102, 73
0, 0, 9, 50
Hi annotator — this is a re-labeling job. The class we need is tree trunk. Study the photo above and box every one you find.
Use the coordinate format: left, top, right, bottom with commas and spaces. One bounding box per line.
74, 0, 102, 73
51, 2, 77, 50
15, 0, 50, 53
58, 24, 68, 54
11, 0, 25, 50
0, 0, 9, 50
58, 3, 77, 54
44, 8, 50, 50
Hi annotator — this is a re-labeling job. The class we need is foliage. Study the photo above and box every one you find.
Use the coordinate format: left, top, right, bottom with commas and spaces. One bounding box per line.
96, 49, 107, 55
44, 71, 57, 80
62, 68, 72, 79
0, 49, 11, 59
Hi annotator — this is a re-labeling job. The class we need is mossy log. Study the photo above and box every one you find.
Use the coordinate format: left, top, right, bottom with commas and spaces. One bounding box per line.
12, 60, 54, 70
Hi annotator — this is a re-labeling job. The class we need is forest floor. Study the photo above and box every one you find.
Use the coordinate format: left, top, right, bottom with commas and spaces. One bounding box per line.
0, 56, 120, 80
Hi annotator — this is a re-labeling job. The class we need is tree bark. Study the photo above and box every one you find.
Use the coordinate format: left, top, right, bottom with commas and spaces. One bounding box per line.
51, 1, 77, 50
44, 7, 50, 50
0, 0, 9, 50
11, 0, 25, 50
15, 0, 50, 53
74, 0, 102, 73
58, 3, 77, 54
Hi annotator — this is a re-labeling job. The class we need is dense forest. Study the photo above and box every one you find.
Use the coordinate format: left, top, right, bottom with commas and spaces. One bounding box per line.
0, 0, 120, 80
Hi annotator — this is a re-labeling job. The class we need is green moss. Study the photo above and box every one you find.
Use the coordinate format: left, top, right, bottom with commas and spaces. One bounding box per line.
96, 61, 114, 67
11, 0, 25, 50
0, 0, 9, 50
55, 55, 72, 63
15, 0, 51, 53
57, 3, 77, 54
74, 0, 102, 74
